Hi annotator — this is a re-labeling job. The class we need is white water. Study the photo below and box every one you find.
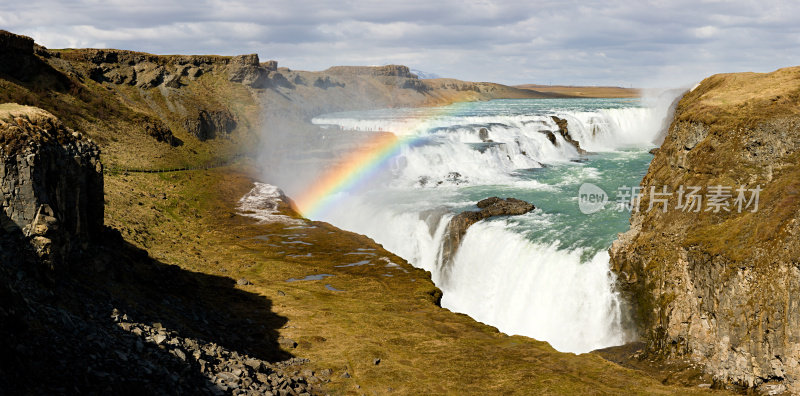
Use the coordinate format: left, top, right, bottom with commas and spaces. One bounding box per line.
298, 98, 677, 353
443, 222, 625, 353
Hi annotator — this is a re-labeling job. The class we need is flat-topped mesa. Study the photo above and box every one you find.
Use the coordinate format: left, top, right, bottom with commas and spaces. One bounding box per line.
439, 197, 535, 277
0, 104, 103, 265
54, 48, 280, 89
324, 65, 417, 78
323, 65, 426, 91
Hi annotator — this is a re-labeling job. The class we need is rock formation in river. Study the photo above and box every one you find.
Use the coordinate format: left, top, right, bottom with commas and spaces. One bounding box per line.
550, 116, 587, 154
609, 66, 800, 394
440, 197, 535, 270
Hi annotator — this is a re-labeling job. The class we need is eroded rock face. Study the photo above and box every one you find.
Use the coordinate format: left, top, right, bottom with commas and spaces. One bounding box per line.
227, 54, 269, 88
0, 30, 61, 84
69, 49, 225, 89
0, 105, 103, 264
143, 118, 182, 147
609, 68, 800, 393
440, 197, 535, 271
59, 48, 279, 90
0, 29, 33, 53
183, 109, 237, 141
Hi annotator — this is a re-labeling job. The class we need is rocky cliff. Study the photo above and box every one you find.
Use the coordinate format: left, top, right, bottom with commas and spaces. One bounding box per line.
1, 104, 103, 266
610, 66, 800, 394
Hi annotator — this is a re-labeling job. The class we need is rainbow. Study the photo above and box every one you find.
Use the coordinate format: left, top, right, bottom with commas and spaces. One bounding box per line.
295, 103, 472, 218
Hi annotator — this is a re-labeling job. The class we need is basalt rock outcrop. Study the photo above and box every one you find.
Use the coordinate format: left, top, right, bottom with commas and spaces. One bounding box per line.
0, 30, 35, 79
551, 116, 587, 154
183, 109, 237, 141
143, 117, 182, 147
50, 47, 282, 91
227, 54, 271, 88
63, 49, 223, 88
440, 197, 535, 270
609, 66, 800, 394
0, 104, 103, 266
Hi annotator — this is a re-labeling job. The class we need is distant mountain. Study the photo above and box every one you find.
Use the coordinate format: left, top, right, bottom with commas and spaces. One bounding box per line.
409, 69, 441, 79
515, 84, 640, 98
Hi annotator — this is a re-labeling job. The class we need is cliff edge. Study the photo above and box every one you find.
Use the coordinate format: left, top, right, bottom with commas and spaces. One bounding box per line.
1, 104, 103, 266
610, 66, 800, 394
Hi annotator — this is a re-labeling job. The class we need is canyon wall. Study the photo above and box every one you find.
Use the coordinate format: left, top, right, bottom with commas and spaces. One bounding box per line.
610, 67, 800, 394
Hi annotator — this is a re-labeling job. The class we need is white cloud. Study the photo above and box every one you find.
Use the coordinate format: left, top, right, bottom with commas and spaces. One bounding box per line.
692, 25, 719, 38
2, 0, 799, 87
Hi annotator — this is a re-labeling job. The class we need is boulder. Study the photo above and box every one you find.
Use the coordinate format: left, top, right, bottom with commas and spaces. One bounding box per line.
478, 127, 492, 142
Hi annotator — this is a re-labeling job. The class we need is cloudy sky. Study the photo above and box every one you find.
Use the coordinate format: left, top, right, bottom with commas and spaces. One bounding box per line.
3, 0, 798, 87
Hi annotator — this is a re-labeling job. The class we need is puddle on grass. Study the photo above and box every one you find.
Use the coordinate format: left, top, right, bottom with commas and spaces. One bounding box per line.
379, 257, 409, 273
286, 274, 334, 282
344, 252, 376, 256
285, 225, 317, 230
325, 284, 345, 292
281, 240, 313, 245
287, 253, 312, 258
334, 260, 372, 268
